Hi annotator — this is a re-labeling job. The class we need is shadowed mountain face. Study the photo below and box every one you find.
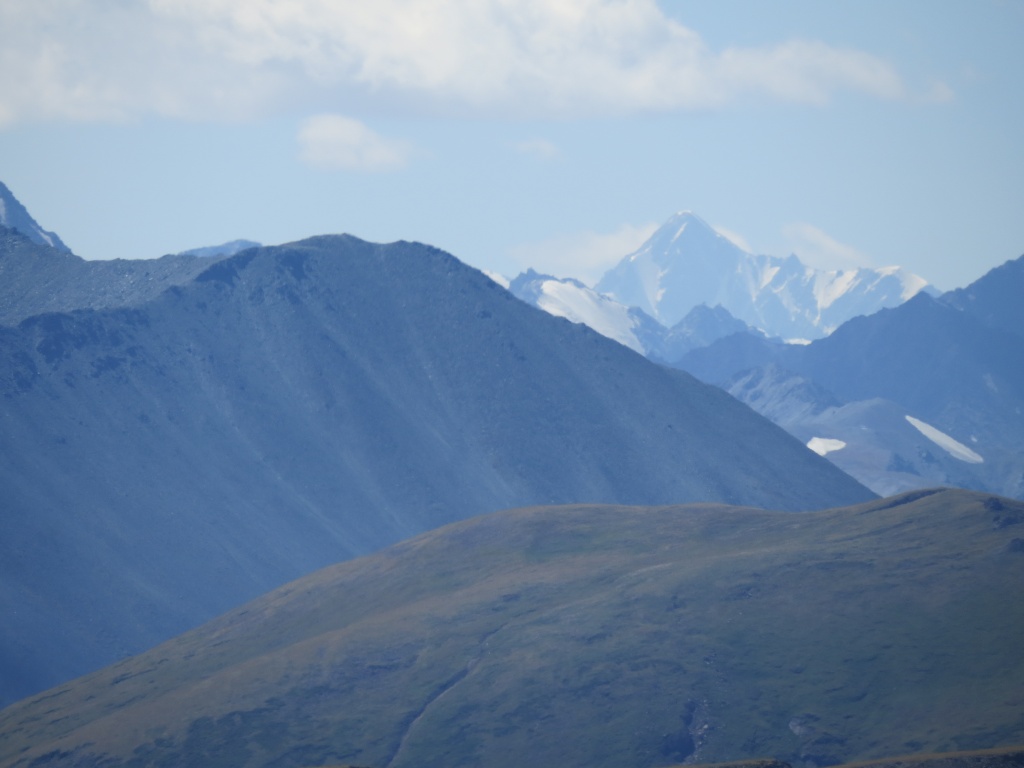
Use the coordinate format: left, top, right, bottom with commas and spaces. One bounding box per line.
1, 488, 1020, 768
676, 287, 1024, 500
0, 235, 873, 706
941, 255, 1024, 341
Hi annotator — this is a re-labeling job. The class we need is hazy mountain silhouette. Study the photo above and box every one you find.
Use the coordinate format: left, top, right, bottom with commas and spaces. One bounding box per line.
596, 211, 931, 339
509, 268, 757, 360
941, 254, 1024, 341
675, 268, 1024, 499
0, 234, 873, 706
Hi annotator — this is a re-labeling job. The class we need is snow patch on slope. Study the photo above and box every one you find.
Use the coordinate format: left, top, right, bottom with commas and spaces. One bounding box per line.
807, 437, 847, 456
485, 270, 511, 289
537, 280, 643, 353
813, 270, 861, 311
877, 266, 929, 301
905, 415, 983, 464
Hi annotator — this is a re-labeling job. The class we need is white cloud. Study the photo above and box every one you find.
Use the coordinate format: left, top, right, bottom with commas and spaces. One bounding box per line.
507, 222, 658, 285
712, 224, 753, 253
923, 80, 955, 104
0, 0, 283, 125
782, 222, 872, 271
0, 0, 920, 126
298, 114, 410, 171
715, 40, 906, 104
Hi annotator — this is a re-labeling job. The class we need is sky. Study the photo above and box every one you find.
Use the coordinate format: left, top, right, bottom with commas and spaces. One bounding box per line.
1, 1, 1023, 292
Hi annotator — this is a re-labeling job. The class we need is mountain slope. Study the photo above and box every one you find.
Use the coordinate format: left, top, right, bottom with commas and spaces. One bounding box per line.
509, 268, 756, 360
941, 254, 1024, 341
0, 234, 872, 706
675, 290, 1024, 499
508, 268, 665, 355
0, 181, 70, 253
1, 489, 1020, 768
0, 227, 238, 325
596, 211, 930, 340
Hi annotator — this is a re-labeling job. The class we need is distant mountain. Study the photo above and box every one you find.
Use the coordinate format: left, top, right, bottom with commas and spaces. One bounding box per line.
0, 227, 232, 325
0, 234, 872, 706
664, 303, 760, 362
725, 365, 1000, 498
3, 489, 1021, 768
0, 181, 71, 252
509, 269, 664, 355
596, 211, 932, 340
178, 238, 261, 258
676, 279, 1024, 499
509, 269, 758, 361
941, 254, 1024, 341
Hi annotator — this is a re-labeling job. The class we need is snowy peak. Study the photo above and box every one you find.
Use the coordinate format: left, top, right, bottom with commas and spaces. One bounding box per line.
0, 181, 71, 253
596, 212, 931, 340
636, 210, 748, 262
509, 270, 659, 354
509, 270, 758, 362
597, 212, 750, 325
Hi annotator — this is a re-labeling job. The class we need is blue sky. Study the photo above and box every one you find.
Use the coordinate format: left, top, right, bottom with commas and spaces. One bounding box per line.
1, 1, 1022, 291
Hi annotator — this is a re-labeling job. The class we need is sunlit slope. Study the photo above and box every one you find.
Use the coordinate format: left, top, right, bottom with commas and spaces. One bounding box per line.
2, 488, 1021, 768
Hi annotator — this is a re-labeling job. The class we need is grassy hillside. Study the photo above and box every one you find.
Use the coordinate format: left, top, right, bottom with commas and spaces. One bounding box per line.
1, 488, 1022, 768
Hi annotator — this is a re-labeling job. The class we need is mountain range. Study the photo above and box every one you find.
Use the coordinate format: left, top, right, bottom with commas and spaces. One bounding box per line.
676, 272, 1024, 500
2, 179, 1020, 768
0, 209, 872, 707
508, 268, 758, 361
2, 488, 1021, 768
508, 211, 933, 360
594, 211, 932, 341
505, 209, 1022, 502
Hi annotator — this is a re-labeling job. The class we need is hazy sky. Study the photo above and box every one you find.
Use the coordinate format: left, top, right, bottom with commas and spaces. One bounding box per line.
2, 1, 1022, 290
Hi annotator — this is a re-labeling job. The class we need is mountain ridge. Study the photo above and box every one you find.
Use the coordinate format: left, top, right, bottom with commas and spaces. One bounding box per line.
0, 226, 235, 325
0, 233, 873, 707
0, 181, 71, 253
595, 211, 932, 341
675, 278, 1024, 500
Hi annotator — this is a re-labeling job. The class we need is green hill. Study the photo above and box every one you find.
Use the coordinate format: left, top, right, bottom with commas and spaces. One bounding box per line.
1, 488, 1022, 768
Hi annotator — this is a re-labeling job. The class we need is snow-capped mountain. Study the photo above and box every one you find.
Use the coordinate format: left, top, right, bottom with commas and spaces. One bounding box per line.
596, 211, 931, 340
509, 270, 663, 355
509, 269, 758, 361
0, 181, 71, 252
